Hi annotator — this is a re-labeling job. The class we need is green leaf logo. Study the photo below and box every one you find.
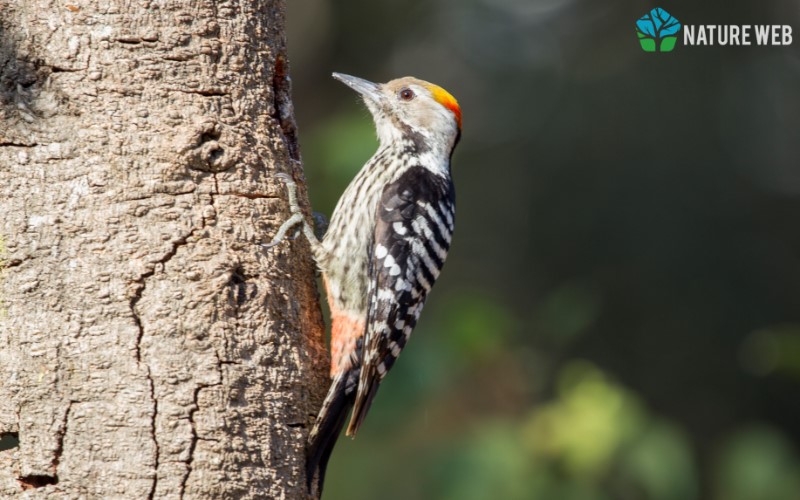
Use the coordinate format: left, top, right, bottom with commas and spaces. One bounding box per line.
636, 8, 682, 52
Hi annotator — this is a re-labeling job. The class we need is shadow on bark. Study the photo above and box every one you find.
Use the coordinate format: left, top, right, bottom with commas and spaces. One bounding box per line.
0, 23, 48, 147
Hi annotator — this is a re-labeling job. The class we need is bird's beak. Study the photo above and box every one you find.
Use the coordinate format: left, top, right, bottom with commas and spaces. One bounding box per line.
332, 72, 383, 104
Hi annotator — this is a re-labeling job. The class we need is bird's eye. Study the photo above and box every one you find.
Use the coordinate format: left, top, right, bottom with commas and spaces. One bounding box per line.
399, 88, 415, 101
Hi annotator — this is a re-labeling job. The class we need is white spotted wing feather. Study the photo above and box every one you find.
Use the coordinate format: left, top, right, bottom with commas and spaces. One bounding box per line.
346, 166, 455, 436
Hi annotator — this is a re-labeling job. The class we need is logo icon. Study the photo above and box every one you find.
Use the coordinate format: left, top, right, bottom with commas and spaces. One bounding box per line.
636, 8, 682, 52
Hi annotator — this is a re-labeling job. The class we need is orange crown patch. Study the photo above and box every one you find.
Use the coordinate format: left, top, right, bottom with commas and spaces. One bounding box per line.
426, 84, 462, 130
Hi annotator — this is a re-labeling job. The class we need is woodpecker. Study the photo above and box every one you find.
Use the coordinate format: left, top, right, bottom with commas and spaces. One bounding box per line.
266, 72, 461, 494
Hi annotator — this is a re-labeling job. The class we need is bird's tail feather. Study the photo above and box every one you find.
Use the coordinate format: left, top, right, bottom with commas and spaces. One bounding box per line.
345, 377, 379, 437
306, 371, 352, 494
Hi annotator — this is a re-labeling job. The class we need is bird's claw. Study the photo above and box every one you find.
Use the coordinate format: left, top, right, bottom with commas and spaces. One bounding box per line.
262, 174, 303, 249
261, 226, 301, 249
262, 174, 320, 251
274, 172, 295, 184
262, 212, 305, 249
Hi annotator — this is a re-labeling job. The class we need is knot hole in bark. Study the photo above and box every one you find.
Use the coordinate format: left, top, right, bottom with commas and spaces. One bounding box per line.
179, 119, 235, 172
227, 266, 257, 306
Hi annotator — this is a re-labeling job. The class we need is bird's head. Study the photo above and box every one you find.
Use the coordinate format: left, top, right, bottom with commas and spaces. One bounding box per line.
332, 73, 461, 156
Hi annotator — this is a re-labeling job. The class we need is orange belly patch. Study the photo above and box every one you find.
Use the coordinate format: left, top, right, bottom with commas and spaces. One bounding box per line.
330, 311, 365, 376
324, 276, 366, 377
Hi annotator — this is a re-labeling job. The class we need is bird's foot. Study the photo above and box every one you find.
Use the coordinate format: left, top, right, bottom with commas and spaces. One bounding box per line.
275, 173, 302, 214
261, 213, 303, 249
262, 174, 305, 249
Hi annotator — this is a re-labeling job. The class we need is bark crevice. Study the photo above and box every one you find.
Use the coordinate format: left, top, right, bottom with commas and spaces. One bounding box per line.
53, 401, 73, 473
131, 225, 199, 362
146, 375, 159, 500
178, 380, 221, 500
132, 174, 219, 499
272, 54, 300, 163
17, 474, 58, 490
168, 88, 229, 97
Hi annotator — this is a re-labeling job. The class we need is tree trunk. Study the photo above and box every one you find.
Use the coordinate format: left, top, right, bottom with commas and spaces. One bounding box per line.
0, 0, 327, 498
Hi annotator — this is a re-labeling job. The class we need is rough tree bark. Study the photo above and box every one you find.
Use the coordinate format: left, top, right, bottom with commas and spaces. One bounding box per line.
0, 0, 328, 498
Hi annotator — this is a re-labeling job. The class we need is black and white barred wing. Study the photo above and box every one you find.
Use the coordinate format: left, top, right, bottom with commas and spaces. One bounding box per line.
346, 166, 455, 436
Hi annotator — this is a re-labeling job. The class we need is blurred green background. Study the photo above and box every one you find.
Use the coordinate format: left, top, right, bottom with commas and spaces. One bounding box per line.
285, 1, 800, 499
